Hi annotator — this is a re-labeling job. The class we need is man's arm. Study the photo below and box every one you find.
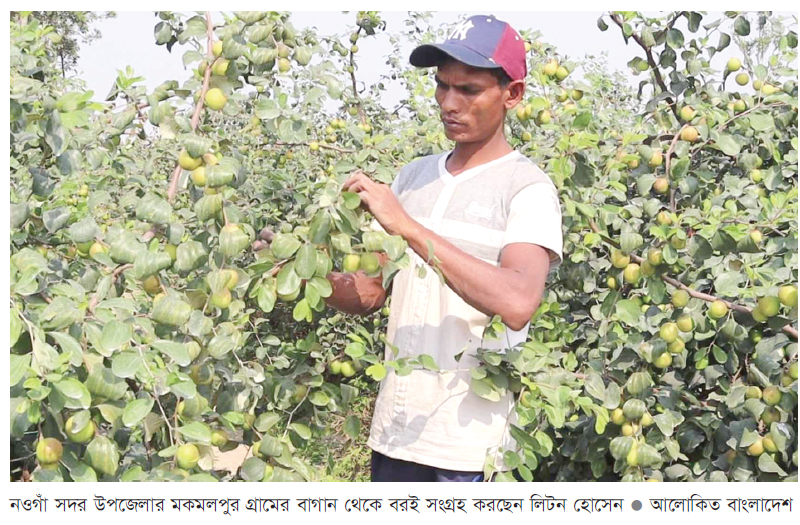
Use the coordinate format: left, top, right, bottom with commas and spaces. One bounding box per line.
401, 221, 551, 331
339, 171, 556, 328
324, 253, 391, 316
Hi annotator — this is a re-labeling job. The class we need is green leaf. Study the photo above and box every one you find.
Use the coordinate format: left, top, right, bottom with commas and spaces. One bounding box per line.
122, 397, 155, 427
270, 233, 302, 259
177, 421, 212, 444
667, 28, 684, 48
68, 217, 100, 243
110, 351, 141, 378
136, 194, 172, 225
276, 263, 301, 295
10, 354, 30, 386
85, 435, 120, 477
292, 298, 311, 322
615, 299, 642, 326
471, 377, 501, 402
734, 16, 750, 36
309, 391, 330, 406
241, 457, 266, 482
748, 113, 774, 132
715, 134, 741, 156
289, 423, 311, 440
295, 244, 317, 279
151, 340, 191, 366
344, 415, 361, 439
100, 320, 132, 353
365, 363, 387, 381
341, 191, 361, 209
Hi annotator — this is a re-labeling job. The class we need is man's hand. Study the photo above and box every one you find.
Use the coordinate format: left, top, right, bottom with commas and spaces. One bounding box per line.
342, 171, 413, 237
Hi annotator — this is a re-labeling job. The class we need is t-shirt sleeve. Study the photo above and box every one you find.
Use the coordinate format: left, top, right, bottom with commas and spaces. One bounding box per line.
501, 183, 563, 271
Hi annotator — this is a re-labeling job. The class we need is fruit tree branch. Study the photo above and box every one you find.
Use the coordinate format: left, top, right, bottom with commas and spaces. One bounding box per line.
630, 253, 798, 340
166, 10, 214, 203
610, 12, 679, 121
665, 124, 686, 213
273, 140, 355, 154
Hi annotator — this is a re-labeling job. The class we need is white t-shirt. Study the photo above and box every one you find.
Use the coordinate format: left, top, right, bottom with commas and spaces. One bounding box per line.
367, 149, 563, 472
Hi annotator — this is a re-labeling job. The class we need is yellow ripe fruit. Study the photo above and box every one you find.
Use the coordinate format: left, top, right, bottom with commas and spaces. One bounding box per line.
708, 300, 729, 319
340, 361, 356, 377
746, 438, 764, 456
653, 178, 669, 194
647, 249, 663, 266
36, 437, 63, 464
657, 211, 672, 225
640, 412, 654, 427
623, 263, 641, 284
143, 275, 161, 295
570, 89, 583, 101
679, 105, 695, 121
649, 151, 663, 167
680, 126, 699, 142
360, 252, 380, 274
65, 416, 95, 444
763, 386, 782, 406
179, 149, 202, 171
278, 58, 291, 73
668, 338, 685, 354
89, 242, 107, 258
659, 322, 679, 343
212, 58, 229, 76
211, 429, 228, 447
778, 285, 798, 308
211, 289, 232, 309
757, 296, 780, 317
611, 408, 625, 425
676, 314, 694, 333
343, 254, 361, 273
543, 59, 558, 77
536, 110, 552, 125
221, 269, 239, 290
753, 79, 763, 91
726, 57, 742, 71
621, 423, 634, 436
204, 88, 227, 111
672, 289, 690, 308
202, 153, 219, 166
735, 72, 749, 86
626, 444, 639, 467
176, 444, 200, 469
763, 436, 778, 453
329, 360, 342, 375
212, 40, 223, 57
653, 352, 673, 369
611, 249, 630, 269
191, 167, 206, 187
555, 66, 569, 80
309, 141, 320, 151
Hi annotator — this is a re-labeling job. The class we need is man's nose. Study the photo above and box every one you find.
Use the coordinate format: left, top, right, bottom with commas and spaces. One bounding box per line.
439, 88, 461, 115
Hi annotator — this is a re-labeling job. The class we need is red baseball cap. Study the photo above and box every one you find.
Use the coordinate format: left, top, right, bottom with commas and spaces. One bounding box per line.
410, 14, 527, 81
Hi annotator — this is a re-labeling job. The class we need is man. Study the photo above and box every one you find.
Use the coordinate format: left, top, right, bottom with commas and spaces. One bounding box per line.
325, 14, 563, 482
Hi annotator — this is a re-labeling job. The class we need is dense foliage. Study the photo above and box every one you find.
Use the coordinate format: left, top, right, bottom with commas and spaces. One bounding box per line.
9, 10, 798, 482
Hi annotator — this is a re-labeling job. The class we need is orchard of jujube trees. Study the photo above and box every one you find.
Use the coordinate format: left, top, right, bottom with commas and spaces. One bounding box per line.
9, 10, 798, 482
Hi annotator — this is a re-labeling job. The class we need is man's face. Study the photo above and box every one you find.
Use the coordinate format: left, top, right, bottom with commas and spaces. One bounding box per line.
434, 60, 519, 144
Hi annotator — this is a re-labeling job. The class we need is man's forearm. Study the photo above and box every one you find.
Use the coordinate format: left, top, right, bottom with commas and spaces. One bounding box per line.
399, 220, 531, 330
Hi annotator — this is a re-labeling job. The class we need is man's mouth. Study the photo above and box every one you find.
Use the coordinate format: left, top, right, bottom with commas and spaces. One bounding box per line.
443, 119, 465, 128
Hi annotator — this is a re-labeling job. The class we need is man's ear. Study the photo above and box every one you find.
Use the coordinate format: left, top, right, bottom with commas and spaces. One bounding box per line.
504, 79, 526, 109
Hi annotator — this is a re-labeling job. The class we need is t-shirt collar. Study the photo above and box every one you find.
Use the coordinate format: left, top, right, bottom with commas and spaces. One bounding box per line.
439, 149, 521, 186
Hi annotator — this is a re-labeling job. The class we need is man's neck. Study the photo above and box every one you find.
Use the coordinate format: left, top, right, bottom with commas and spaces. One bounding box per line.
445, 131, 514, 176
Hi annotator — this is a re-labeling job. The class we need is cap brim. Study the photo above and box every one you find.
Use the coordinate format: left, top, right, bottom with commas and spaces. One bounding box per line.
410, 43, 500, 71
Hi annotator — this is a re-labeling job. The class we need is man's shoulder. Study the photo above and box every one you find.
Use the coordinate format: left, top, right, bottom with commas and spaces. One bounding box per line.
404, 151, 447, 174
488, 151, 554, 192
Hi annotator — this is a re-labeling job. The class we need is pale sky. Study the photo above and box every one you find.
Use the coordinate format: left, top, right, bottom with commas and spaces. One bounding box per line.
73, 11, 776, 112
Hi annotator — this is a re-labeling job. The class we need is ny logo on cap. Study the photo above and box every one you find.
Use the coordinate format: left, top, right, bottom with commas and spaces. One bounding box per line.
449, 20, 475, 41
